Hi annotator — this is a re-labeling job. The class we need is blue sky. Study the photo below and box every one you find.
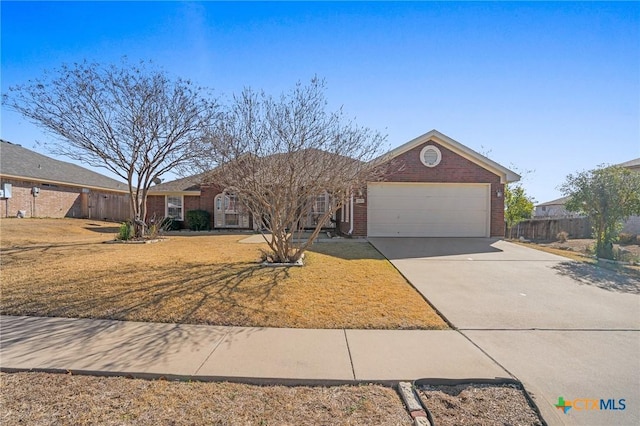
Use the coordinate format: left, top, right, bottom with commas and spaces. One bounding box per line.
2, 1, 639, 204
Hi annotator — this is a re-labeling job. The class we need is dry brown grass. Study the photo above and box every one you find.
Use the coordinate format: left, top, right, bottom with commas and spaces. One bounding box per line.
417, 384, 542, 426
513, 240, 640, 275
0, 218, 446, 329
1, 372, 412, 425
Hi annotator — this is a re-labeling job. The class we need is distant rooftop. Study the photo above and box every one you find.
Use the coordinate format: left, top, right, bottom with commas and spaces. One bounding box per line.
616, 157, 640, 169
0, 140, 128, 192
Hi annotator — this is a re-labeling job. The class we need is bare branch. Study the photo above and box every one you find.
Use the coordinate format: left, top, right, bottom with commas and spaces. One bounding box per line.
196, 78, 387, 263
4, 59, 220, 237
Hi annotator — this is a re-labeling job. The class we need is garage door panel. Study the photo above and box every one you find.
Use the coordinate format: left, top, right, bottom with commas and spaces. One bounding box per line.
367, 183, 489, 237
368, 209, 485, 223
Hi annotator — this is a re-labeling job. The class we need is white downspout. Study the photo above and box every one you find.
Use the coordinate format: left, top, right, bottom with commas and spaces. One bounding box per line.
348, 192, 354, 235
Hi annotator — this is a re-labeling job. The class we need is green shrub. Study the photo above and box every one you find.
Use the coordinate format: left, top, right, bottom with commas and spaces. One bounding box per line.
186, 209, 211, 231
117, 221, 133, 241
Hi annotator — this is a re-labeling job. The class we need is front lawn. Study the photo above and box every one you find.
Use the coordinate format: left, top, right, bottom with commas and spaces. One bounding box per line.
0, 218, 447, 329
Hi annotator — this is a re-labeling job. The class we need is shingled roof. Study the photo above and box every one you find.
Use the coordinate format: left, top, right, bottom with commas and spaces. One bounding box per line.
617, 157, 640, 170
0, 140, 129, 192
148, 172, 206, 193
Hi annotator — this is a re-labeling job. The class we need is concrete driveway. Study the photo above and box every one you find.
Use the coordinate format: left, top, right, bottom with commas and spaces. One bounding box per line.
369, 238, 640, 426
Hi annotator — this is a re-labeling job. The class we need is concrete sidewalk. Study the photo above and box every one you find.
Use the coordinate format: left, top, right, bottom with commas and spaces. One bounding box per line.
1, 315, 508, 383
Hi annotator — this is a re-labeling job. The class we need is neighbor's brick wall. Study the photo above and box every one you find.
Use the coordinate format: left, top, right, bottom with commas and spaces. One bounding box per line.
0, 178, 130, 221
1, 178, 82, 218
350, 140, 505, 237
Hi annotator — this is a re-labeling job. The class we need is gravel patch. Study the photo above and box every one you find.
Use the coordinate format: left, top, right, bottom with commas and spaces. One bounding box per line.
1, 372, 411, 425
417, 383, 543, 426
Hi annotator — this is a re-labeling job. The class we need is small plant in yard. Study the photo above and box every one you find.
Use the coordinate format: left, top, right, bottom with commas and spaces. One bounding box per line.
186, 209, 211, 231
613, 246, 638, 263
116, 221, 133, 241
146, 214, 174, 239
556, 231, 569, 243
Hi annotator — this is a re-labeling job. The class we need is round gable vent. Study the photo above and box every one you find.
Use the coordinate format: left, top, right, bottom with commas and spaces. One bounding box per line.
420, 145, 442, 167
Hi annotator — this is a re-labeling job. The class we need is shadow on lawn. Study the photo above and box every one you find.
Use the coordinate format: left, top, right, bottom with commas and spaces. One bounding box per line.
1, 261, 291, 327
0, 242, 105, 266
84, 226, 121, 234
551, 261, 640, 294
307, 241, 383, 260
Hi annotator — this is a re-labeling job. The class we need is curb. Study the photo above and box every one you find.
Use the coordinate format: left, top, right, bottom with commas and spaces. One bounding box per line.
398, 382, 433, 426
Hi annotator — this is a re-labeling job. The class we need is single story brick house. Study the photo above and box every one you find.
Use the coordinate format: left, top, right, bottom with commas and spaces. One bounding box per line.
148, 130, 519, 238
0, 139, 131, 221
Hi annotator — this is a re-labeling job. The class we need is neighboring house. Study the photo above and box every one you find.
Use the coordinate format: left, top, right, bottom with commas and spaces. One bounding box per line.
148, 130, 520, 237
534, 158, 640, 233
0, 140, 131, 221
534, 196, 583, 218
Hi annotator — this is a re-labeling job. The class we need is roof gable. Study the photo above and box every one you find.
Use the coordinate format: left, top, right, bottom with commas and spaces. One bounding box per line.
0, 140, 128, 192
373, 130, 520, 184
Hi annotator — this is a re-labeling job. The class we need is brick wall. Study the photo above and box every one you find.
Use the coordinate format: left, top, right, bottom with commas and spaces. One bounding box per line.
146, 195, 166, 222
0, 178, 129, 221
349, 140, 505, 237
146, 184, 256, 230
199, 184, 223, 229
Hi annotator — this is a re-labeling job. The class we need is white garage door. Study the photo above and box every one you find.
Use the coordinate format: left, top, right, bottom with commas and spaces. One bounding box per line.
367, 182, 490, 237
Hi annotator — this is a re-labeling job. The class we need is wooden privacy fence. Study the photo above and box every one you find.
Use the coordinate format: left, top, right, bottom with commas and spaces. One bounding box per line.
506, 217, 592, 241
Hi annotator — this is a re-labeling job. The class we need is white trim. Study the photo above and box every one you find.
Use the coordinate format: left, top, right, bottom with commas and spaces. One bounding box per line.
150, 190, 201, 196
214, 191, 250, 228
371, 129, 520, 184
165, 194, 184, 221
0, 173, 129, 194
419, 145, 442, 167
348, 192, 354, 235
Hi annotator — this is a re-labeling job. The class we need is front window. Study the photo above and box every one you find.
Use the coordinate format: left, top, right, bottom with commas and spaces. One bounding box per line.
313, 194, 327, 214
214, 192, 249, 228
167, 195, 183, 220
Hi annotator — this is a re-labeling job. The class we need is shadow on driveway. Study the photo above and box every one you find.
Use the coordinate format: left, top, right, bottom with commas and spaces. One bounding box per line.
368, 238, 503, 260
551, 261, 640, 294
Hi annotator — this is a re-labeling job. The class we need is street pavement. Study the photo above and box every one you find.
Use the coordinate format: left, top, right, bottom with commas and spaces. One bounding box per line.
369, 237, 640, 426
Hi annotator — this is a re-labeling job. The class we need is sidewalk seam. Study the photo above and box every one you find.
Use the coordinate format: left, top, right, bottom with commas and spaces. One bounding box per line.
342, 329, 357, 381
456, 329, 515, 379
193, 329, 231, 376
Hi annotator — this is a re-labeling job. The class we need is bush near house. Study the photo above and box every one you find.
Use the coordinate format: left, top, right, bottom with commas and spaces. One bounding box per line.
186, 210, 211, 231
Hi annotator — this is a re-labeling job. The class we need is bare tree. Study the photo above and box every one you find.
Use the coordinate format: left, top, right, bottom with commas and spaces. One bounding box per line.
4, 60, 219, 236
196, 78, 387, 263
